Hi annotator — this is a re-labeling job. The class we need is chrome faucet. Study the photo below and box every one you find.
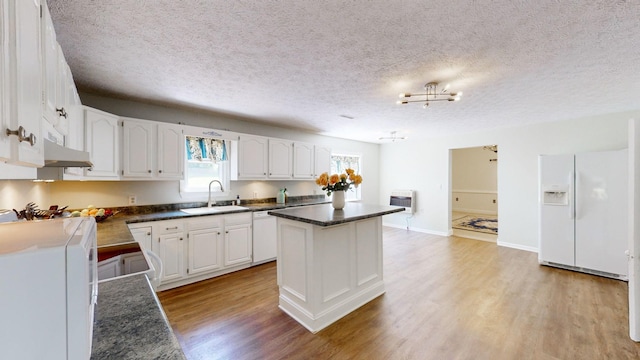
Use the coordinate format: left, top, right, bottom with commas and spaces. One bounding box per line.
208, 180, 224, 207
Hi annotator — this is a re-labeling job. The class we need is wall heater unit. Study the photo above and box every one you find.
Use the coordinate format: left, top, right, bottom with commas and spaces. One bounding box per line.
390, 190, 415, 214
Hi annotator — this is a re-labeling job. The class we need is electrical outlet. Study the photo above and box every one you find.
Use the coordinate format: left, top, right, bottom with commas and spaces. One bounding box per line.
128, 195, 137, 205
253, 191, 258, 199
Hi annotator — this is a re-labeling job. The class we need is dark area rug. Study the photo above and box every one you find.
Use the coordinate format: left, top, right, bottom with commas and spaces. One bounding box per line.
452, 215, 498, 234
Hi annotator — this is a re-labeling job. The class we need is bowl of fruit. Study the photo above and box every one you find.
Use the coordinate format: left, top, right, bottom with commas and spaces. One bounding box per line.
70, 205, 117, 222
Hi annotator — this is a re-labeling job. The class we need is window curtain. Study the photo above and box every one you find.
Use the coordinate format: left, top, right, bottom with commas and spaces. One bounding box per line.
185, 136, 228, 162
331, 155, 360, 174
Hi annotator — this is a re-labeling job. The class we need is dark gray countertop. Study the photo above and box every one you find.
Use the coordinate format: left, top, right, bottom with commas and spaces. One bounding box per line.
91, 274, 186, 359
268, 202, 405, 226
96, 199, 329, 246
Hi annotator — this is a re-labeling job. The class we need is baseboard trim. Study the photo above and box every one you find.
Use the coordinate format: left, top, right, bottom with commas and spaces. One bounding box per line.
497, 240, 538, 253
382, 222, 450, 236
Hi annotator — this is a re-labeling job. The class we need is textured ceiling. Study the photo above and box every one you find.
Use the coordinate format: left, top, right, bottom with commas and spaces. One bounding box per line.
47, 0, 640, 143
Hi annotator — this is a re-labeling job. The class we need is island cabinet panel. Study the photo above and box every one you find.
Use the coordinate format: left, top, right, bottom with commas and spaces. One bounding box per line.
317, 224, 353, 303
276, 215, 385, 333
355, 219, 382, 286
279, 223, 310, 301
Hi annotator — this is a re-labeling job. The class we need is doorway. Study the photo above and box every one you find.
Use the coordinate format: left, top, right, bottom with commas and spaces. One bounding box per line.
450, 145, 498, 242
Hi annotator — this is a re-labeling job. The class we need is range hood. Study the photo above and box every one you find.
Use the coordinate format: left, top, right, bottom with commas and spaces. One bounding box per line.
35, 140, 93, 181
42, 139, 92, 167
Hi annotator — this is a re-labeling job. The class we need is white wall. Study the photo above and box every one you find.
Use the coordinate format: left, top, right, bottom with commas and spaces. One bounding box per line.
381, 110, 637, 251
0, 94, 380, 210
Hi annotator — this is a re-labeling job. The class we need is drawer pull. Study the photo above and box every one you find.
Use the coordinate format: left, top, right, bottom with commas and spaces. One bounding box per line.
166, 226, 179, 230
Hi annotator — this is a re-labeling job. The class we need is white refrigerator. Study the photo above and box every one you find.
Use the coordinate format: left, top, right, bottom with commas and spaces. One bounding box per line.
538, 149, 628, 279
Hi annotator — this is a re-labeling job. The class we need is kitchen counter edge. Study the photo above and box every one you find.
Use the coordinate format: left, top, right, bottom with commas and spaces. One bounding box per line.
268, 202, 405, 227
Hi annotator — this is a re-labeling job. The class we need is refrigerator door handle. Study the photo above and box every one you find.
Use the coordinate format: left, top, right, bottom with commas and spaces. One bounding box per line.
569, 171, 575, 219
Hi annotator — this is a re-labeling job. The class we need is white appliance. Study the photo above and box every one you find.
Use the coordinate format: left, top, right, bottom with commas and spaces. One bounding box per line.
0, 217, 98, 359
538, 149, 628, 279
390, 189, 416, 214
252, 210, 277, 264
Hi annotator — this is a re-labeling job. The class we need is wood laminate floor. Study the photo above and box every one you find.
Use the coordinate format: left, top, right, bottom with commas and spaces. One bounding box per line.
157, 228, 640, 360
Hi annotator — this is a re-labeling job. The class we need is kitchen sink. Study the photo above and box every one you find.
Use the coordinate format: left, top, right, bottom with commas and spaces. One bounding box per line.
180, 205, 249, 215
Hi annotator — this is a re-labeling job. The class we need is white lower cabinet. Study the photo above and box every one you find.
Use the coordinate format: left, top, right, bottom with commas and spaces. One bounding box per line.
224, 214, 253, 266
187, 216, 223, 276
155, 220, 186, 283
252, 211, 277, 264
122, 252, 149, 275
135, 212, 252, 291
128, 225, 152, 251
97, 256, 120, 281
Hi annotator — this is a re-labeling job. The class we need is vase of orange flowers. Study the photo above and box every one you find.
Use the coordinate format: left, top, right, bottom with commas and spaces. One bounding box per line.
315, 168, 363, 210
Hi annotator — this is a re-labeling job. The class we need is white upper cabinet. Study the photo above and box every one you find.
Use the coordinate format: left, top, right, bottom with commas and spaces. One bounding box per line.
0, 0, 10, 161
268, 138, 292, 179
233, 134, 331, 182
41, 2, 58, 127
314, 145, 331, 177
84, 106, 119, 178
1, 0, 43, 167
293, 141, 314, 179
62, 82, 84, 177
53, 45, 70, 135
42, 2, 77, 138
156, 122, 183, 179
122, 118, 153, 178
121, 117, 184, 180
237, 134, 268, 179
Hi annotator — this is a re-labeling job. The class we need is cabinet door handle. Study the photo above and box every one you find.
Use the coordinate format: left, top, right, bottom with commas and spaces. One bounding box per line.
5, 126, 35, 146
146, 232, 151, 236
226, 231, 229, 234
25, 133, 36, 146
56, 107, 68, 118
6, 126, 26, 140
180, 237, 183, 241
158, 170, 162, 173
148, 170, 152, 173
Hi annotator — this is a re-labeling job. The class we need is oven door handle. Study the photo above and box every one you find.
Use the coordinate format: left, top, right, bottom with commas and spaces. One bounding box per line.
145, 249, 163, 285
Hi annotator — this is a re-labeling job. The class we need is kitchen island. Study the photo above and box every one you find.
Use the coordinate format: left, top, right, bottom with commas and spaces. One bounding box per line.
268, 203, 404, 333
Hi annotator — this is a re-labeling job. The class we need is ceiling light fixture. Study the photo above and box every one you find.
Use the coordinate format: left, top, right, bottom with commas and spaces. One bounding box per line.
397, 82, 462, 108
379, 131, 406, 142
